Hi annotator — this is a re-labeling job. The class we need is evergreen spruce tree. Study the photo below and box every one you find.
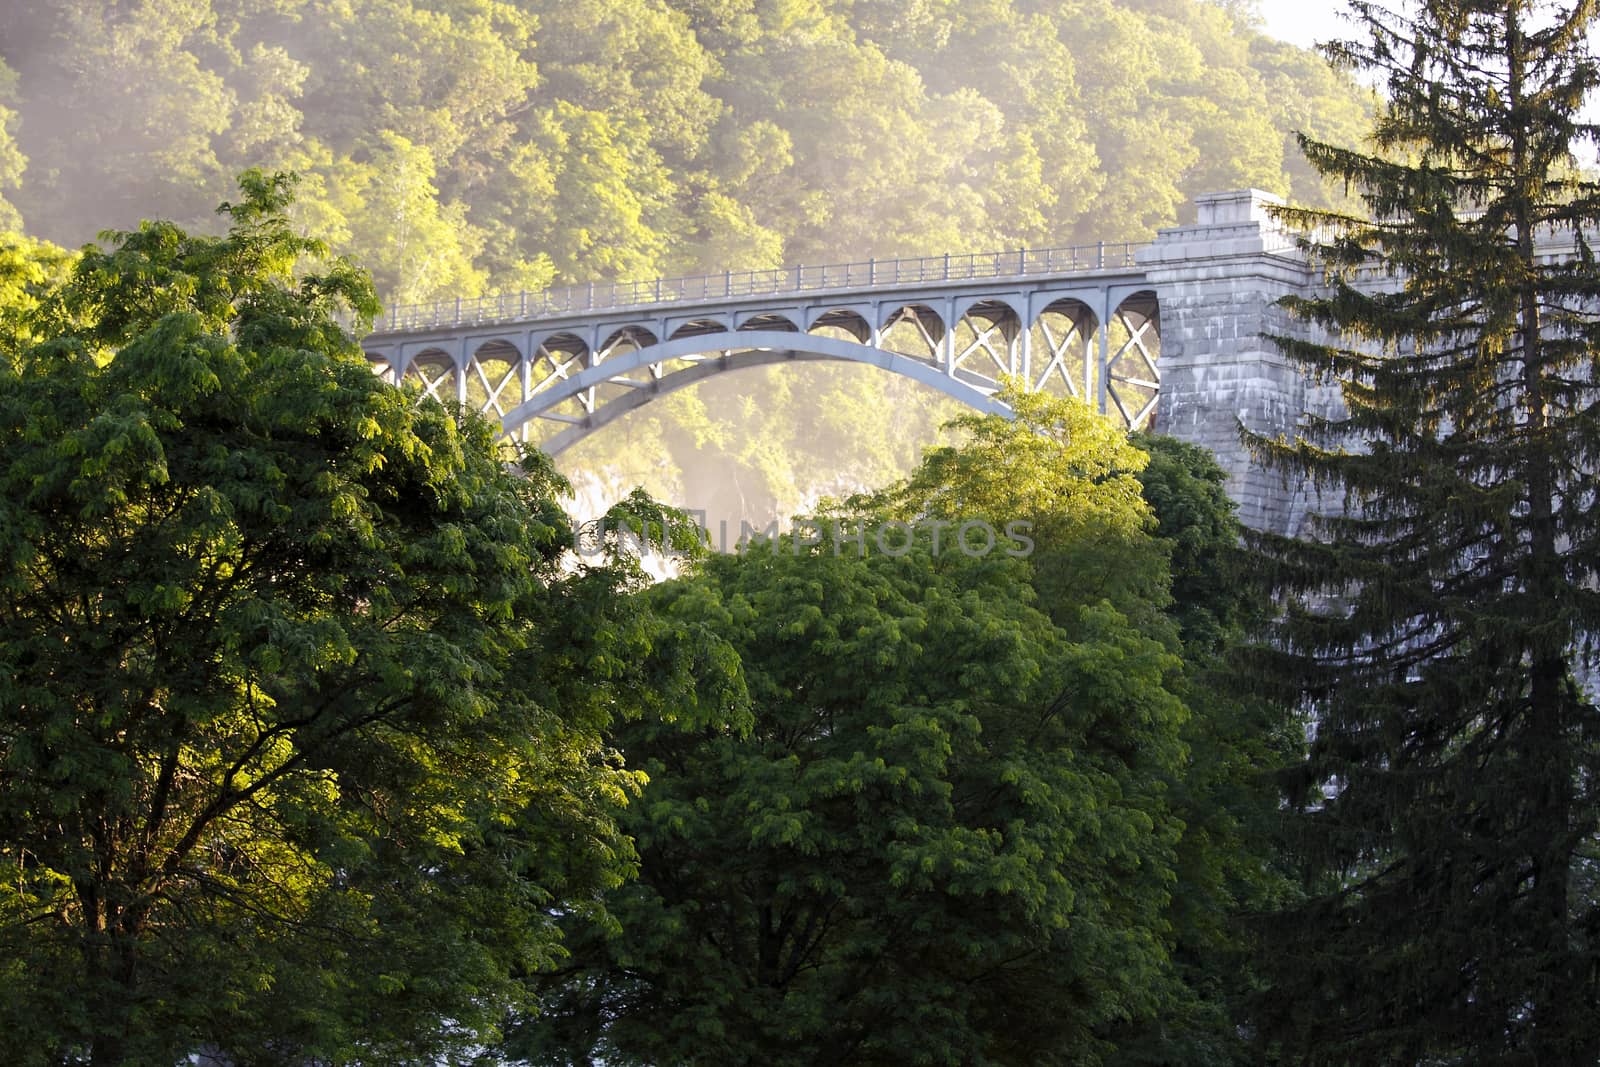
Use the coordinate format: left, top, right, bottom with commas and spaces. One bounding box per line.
1251, 2, 1600, 1062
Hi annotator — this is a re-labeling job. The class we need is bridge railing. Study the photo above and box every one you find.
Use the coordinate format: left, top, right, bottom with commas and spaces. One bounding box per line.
375, 241, 1144, 334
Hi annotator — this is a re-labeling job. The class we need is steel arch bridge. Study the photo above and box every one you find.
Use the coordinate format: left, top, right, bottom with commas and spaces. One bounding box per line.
360, 245, 1160, 455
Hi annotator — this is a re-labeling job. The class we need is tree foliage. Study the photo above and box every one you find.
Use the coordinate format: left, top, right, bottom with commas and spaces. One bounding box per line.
1108, 434, 1299, 1066
0, 174, 729, 1065
519, 391, 1292, 1066
520, 541, 1186, 1066
0, 57, 24, 233
1250, 2, 1600, 1061
869, 393, 1298, 1065
0, 0, 1373, 259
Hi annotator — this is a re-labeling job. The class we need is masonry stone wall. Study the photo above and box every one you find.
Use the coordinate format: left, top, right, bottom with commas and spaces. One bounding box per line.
1142, 190, 1343, 536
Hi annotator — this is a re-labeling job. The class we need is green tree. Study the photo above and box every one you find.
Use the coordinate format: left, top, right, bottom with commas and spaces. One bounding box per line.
873, 387, 1168, 633
338, 131, 488, 305
874, 392, 1298, 1065
0, 58, 26, 232
1103, 435, 1299, 1066
513, 390, 1293, 1065
528, 0, 721, 169
477, 102, 674, 286
516, 529, 1188, 1065
1249, 2, 1600, 1061
274, 0, 540, 199
0, 233, 71, 356
0, 174, 707, 1064
4, 0, 246, 238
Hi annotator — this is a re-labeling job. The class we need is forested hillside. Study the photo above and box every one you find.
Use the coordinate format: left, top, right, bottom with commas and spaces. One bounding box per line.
0, 0, 1374, 518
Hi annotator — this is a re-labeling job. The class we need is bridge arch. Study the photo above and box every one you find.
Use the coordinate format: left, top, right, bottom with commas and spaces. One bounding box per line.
807, 308, 872, 344
668, 317, 731, 340
599, 325, 658, 356
372, 294, 1161, 452
496, 330, 1008, 455
529, 329, 589, 359
406, 347, 459, 405
878, 303, 946, 365
1029, 296, 1098, 400
372, 292, 1161, 450
738, 312, 801, 333
1107, 290, 1161, 430
368, 349, 398, 384
466, 339, 524, 419
951, 298, 1023, 387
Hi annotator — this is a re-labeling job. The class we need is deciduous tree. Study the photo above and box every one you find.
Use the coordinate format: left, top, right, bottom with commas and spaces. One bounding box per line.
515, 530, 1188, 1066
875, 393, 1298, 1065
0, 173, 713, 1065
514, 390, 1294, 1065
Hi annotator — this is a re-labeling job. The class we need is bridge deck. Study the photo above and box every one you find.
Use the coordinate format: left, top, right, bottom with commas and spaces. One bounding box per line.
370, 241, 1145, 336
358, 236, 1166, 456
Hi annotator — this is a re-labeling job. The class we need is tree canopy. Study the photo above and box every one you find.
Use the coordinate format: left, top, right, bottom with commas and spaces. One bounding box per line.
518, 390, 1294, 1066
0, 173, 737, 1065
0, 0, 1373, 266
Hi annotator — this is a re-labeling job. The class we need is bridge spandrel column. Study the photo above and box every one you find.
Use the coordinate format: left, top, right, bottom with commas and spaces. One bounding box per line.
1139, 189, 1331, 536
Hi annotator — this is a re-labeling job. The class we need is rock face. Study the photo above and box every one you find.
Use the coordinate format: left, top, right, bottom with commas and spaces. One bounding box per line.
1141, 189, 1345, 537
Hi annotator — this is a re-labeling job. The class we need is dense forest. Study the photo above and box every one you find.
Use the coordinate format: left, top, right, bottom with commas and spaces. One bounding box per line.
0, 0, 1376, 521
